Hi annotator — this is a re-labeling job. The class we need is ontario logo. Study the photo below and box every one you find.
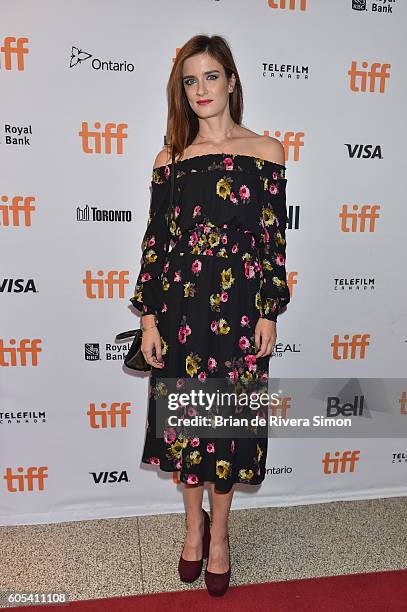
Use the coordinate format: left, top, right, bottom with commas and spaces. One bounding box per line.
69, 45, 135, 72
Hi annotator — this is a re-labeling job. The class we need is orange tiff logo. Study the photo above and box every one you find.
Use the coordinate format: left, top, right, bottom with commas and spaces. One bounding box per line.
331, 334, 370, 360
0, 339, 42, 366
0, 37, 29, 70
79, 121, 128, 154
400, 392, 407, 415
3, 466, 48, 491
264, 130, 304, 163
0, 195, 36, 227
268, 0, 307, 10
83, 270, 129, 298
286, 271, 297, 298
340, 204, 380, 232
87, 402, 132, 428
322, 450, 360, 474
348, 61, 391, 93
268, 395, 291, 417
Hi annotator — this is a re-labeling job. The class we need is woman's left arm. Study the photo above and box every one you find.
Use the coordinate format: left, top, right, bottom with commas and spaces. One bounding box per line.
256, 168, 291, 322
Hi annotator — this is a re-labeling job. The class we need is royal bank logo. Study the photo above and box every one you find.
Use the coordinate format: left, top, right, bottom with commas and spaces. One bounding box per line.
84, 341, 131, 361
352, 0, 395, 14
85, 343, 100, 361
69, 46, 135, 72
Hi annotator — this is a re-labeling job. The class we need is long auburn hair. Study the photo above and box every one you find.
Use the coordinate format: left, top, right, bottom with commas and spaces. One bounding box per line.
165, 34, 244, 162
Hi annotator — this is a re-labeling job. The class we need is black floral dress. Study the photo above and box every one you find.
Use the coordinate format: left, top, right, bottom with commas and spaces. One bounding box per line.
131, 153, 290, 493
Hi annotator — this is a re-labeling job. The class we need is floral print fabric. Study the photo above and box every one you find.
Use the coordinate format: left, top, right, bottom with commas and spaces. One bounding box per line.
131, 153, 290, 492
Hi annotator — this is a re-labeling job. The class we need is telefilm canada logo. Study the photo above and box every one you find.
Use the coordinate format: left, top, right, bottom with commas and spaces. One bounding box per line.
69, 46, 135, 72
261, 62, 309, 81
333, 277, 375, 292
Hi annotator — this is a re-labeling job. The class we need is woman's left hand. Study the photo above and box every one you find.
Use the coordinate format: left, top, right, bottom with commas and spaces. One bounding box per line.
255, 318, 277, 357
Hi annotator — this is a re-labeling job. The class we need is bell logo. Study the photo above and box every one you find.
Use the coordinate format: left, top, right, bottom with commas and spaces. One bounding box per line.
83, 270, 129, 299
0, 339, 42, 366
340, 204, 380, 232
322, 450, 360, 474
264, 130, 304, 163
0, 37, 29, 71
331, 334, 370, 360
268, 0, 307, 10
79, 121, 128, 154
87, 402, 132, 428
348, 61, 391, 93
0, 195, 36, 227
4, 466, 48, 491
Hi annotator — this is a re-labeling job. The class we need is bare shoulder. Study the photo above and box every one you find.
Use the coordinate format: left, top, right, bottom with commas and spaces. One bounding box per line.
153, 146, 172, 169
256, 135, 285, 166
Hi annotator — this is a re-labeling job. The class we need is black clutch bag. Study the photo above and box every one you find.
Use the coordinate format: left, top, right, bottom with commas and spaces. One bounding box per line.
115, 327, 150, 371
115, 149, 176, 371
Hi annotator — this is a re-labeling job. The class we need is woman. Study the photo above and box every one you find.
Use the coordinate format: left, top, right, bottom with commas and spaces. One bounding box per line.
131, 34, 290, 597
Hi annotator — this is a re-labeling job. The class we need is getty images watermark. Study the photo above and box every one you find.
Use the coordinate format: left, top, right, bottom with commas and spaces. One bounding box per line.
151, 377, 407, 440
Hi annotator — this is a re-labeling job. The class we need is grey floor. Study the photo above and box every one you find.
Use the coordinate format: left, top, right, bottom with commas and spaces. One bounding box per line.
1, 496, 406, 607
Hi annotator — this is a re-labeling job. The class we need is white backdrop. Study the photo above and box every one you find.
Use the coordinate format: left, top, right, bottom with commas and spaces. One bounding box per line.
1, 0, 406, 526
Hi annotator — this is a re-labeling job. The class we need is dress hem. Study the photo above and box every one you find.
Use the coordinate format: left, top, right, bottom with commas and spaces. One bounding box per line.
141, 458, 265, 492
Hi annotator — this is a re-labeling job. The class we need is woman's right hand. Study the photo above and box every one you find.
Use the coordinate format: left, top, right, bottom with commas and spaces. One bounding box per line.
141, 316, 164, 368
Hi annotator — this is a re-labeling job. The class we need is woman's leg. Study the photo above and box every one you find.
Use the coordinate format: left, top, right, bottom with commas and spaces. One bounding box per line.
181, 483, 205, 561
207, 484, 234, 572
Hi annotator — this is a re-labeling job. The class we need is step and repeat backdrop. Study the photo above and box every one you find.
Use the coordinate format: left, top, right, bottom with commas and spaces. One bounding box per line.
1, 0, 406, 525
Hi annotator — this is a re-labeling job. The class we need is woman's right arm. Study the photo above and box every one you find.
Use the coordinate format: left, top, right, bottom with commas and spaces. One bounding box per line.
130, 148, 173, 368
130, 147, 173, 318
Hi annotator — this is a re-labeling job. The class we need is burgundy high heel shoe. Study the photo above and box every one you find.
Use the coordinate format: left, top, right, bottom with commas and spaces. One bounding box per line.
178, 508, 211, 583
204, 533, 231, 597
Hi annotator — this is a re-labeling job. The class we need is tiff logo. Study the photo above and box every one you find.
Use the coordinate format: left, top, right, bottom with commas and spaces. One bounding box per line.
0, 196, 36, 227
331, 334, 370, 360
286, 271, 297, 299
0, 37, 29, 70
83, 270, 129, 298
0, 339, 42, 366
264, 130, 304, 163
268, 0, 307, 10
87, 402, 132, 428
79, 121, 128, 154
340, 204, 380, 232
399, 391, 407, 415
322, 450, 360, 474
268, 395, 291, 417
348, 61, 391, 93
4, 466, 48, 491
